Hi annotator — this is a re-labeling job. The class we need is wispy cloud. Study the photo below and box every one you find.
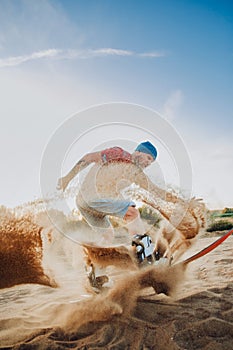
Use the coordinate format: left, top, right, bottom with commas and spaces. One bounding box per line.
0, 49, 60, 68
89, 48, 134, 56
139, 51, 166, 58
0, 48, 167, 68
162, 89, 184, 121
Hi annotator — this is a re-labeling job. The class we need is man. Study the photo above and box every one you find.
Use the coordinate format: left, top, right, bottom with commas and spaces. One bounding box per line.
57, 141, 205, 258
57, 141, 157, 192
57, 141, 158, 240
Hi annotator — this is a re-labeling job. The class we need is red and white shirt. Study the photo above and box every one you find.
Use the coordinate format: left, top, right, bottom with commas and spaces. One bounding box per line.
101, 147, 132, 164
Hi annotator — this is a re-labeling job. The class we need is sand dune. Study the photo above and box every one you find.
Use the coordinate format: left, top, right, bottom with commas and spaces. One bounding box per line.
0, 235, 231, 350
0, 205, 232, 349
6, 283, 233, 350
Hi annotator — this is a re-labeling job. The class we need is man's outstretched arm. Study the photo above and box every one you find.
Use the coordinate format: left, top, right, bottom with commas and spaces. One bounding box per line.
57, 151, 101, 191
134, 172, 179, 203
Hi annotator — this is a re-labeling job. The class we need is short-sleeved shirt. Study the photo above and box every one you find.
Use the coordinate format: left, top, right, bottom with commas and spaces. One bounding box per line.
101, 147, 132, 164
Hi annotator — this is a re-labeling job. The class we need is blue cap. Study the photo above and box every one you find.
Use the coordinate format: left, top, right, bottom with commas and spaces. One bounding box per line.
135, 141, 157, 160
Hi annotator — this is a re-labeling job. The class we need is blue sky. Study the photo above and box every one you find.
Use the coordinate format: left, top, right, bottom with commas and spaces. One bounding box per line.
0, 0, 232, 209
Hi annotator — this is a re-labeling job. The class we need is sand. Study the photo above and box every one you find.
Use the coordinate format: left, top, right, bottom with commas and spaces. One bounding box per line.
36, 283, 233, 350
0, 207, 232, 350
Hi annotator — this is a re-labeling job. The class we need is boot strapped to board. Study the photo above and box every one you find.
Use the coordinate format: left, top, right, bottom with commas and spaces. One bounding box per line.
132, 233, 154, 264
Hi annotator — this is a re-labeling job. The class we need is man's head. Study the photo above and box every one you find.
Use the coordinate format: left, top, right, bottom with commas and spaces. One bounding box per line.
132, 141, 157, 168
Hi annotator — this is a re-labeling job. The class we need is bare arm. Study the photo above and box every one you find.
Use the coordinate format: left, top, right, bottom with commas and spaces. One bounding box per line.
147, 177, 180, 203
57, 151, 101, 191
134, 172, 205, 237
134, 171, 179, 203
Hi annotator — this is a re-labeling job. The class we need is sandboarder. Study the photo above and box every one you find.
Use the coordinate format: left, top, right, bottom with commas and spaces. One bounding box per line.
57, 141, 157, 192
57, 140, 205, 269
57, 140, 159, 243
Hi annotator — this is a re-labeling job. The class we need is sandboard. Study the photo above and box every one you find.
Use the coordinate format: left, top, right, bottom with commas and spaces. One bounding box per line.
82, 242, 138, 269
82, 229, 233, 269
182, 229, 233, 265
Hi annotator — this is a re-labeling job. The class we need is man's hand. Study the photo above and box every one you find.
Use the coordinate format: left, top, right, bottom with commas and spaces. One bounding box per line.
57, 176, 69, 191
